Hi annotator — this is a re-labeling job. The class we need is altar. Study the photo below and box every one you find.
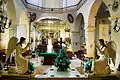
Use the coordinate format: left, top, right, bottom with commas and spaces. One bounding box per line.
39, 52, 57, 65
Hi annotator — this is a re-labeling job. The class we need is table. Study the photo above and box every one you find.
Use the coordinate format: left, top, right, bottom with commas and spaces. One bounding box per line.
35, 66, 88, 78
39, 52, 57, 65
40, 52, 57, 57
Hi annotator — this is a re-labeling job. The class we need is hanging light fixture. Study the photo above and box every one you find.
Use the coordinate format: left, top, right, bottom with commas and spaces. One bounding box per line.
0, 0, 12, 33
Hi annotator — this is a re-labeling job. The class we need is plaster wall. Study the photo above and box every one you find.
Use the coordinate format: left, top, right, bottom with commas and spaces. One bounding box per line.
44, 0, 59, 8
103, 0, 120, 68
19, 12, 29, 42
0, 0, 17, 50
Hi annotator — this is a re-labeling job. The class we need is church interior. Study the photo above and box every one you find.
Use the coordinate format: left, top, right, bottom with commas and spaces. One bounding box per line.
0, 0, 120, 80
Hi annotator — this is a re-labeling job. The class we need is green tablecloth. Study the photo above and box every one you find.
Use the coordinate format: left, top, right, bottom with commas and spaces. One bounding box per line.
39, 52, 57, 65
39, 52, 57, 57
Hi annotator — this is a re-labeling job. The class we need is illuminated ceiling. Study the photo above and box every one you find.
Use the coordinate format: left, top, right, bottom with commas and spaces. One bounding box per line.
36, 18, 68, 33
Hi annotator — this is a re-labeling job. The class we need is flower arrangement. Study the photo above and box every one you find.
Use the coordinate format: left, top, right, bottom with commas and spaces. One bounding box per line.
54, 48, 71, 71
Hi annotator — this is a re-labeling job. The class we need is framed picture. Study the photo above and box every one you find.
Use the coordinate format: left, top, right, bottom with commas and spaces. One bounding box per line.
67, 14, 74, 23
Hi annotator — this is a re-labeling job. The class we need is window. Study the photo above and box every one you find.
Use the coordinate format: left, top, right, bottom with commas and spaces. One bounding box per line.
26, 0, 81, 8
27, 0, 43, 7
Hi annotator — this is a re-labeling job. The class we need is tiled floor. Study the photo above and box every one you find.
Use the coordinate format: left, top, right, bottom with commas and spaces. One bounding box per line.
0, 58, 118, 79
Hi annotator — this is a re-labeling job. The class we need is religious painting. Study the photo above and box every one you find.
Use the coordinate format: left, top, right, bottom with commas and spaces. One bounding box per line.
67, 14, 74, 23
99, 24, 109, 41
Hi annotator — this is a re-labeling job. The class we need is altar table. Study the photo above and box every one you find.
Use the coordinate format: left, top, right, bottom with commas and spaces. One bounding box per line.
39, 52, 57, 65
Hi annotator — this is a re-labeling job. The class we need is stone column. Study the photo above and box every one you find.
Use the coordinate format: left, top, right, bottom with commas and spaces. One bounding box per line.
9, 24, 17, 38
85, 26, 96, 58
33, 26, 36, 50
70, 31, 80, 52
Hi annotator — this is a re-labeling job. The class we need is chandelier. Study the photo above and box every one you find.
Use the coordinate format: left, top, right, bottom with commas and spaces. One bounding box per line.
0, 0, 12, 33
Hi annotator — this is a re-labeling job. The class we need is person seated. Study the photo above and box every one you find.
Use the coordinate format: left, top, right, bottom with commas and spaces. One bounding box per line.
80, 44, 87, 54
53, 41, 60, 54
41, 39, 47, 52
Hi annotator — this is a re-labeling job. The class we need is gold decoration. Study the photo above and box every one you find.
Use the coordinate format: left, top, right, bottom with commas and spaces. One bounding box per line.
65, 28, 70, 32
65, 38, 71, 44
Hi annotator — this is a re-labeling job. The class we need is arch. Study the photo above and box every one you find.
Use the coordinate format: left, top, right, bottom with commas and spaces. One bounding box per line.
36, 15, 65, 23
74, 13, 85, 46
75, 13, 84, 31
88, 0, 102, 27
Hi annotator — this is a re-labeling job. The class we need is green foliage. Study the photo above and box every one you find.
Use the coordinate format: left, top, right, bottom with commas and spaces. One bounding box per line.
54, 48, 71, 71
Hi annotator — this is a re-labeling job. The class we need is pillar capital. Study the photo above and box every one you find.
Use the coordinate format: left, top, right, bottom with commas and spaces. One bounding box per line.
85, 26, 96, 31
71, 31, 80, 34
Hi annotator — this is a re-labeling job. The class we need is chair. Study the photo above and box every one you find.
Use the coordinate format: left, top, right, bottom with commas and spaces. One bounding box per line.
66, 51, 73, 59
75, 50, 84, 60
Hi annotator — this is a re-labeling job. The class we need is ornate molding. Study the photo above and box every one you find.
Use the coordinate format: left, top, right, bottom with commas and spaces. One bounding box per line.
85, 27, 96, 31
112, 0, 119, 12
108, 16, 120, 21
71, 31, 80, 33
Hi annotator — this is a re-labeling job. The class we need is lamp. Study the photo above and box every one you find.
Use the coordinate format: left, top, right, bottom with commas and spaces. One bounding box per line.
113, 18, 120, 32
28, 12, 36, 22
0, 0, 12, 33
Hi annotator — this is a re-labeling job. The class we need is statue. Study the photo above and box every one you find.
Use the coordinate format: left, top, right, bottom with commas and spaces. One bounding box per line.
47, 38, 53, 53
105, 41, 117, 66
92, 39, 116, 75
6, 37, 18, 62
6, 37, 34, 74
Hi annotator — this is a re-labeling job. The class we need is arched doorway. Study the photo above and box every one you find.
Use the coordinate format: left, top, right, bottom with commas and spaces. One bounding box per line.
95, 2, 111, 42
33, 17, 70, 51
74, 13, 85, 49
88, 0, 117, 71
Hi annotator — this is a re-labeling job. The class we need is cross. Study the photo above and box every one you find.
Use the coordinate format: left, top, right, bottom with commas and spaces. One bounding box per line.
57, 38, 65, 49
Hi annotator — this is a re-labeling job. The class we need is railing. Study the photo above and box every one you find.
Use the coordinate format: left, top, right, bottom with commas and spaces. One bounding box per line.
21, 0, 86, 13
